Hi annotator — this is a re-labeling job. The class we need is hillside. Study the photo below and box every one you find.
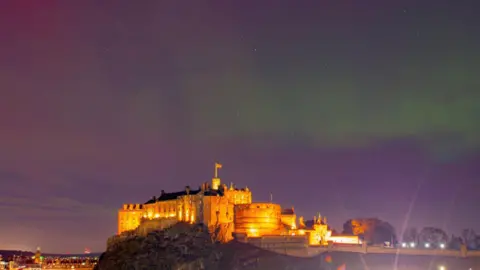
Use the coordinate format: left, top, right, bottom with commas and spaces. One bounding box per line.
95, 222, 480, 270
95, 222, 326, 270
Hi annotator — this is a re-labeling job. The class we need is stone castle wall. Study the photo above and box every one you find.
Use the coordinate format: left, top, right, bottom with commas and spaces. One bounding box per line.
107, 217, 178, 250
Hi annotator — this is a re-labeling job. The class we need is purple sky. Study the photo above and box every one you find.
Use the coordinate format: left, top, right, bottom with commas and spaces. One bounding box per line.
0, 1, 479, 253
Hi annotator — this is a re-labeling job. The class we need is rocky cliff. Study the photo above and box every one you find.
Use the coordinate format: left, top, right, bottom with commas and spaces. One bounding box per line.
95, 222, 325, 270
106, 218, 178, 251
97, 222, 219, 270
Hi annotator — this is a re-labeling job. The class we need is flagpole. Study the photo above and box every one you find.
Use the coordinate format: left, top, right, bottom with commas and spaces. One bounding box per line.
214, 162, 222, 178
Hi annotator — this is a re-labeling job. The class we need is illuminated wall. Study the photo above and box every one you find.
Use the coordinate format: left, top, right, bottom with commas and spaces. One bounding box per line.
307, 230, 321, 246
308, 223, 331, 246
288, 223, 331, 246
224, 187, 252, 205
202, 195, 234, 228
327, 235, 360, 244
234, 203, 282, 237
143, 200, 177, 220
142, 194, 204, 223
118, 204, 143, 234
206, 183, 252, 226
118, 171, 346, 248
248, 235, 308, 250
176, 194, 202, 223
281, 213, 296, 229
118, 185, 248, 235
211, 178, 221, 190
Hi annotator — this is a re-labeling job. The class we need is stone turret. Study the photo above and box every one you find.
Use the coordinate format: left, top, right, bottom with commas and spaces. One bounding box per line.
212, 178, 221, 190
299, 216, 306, 228
34, 247, 41, 264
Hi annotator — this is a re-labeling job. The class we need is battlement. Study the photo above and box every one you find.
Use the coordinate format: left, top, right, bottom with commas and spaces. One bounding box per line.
122, 203, 143, 211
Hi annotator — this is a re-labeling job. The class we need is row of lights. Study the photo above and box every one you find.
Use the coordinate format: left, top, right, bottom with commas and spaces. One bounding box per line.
401, 242, 446, 249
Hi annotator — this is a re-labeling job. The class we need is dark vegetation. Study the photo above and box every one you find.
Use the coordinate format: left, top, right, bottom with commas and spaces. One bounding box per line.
343, 218, 480, 249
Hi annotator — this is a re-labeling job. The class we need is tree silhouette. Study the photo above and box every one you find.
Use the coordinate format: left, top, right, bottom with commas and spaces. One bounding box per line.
342, 220, 354, 235
402, 227, 418, 243
462, 228, 477, 249
373, 222, 396, 244
448, 234, 463, 250
342, 218, 396, 245
418, 227, 448, 247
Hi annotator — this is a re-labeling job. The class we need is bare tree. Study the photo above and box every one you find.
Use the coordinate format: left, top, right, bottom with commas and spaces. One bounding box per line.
403, 227, 418, 243
418, 227, 448, 247
462, 229, 477, 249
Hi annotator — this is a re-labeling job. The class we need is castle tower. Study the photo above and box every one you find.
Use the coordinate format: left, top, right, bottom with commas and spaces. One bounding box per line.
212, 162, 222, 190
34, 247, 41, 264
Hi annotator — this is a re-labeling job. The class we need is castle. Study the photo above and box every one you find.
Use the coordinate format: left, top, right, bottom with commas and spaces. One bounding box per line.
118, 163, 353, 246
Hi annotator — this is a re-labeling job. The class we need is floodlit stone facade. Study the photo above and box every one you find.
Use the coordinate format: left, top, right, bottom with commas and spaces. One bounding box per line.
117, 163, 350, 246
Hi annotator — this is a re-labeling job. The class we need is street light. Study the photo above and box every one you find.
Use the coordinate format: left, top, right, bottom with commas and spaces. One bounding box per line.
425, 243, 430, 248
410, 242, 415, 248
439, 243, 445, 249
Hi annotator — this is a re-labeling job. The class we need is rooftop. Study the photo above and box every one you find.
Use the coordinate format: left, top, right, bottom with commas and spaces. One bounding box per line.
281, 208, 295, 215
143, 182, 249, 205
144, 188, 202, 204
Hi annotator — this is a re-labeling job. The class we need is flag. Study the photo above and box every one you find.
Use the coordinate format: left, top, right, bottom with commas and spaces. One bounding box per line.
337, 263, 346, 270
215, 163, 223, 169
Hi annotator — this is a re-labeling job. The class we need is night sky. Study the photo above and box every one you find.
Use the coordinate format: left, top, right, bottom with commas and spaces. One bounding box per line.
1, 1, 479, 253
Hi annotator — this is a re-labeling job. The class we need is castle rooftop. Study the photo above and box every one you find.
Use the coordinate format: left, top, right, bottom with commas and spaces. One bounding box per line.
144, 188, 202, 204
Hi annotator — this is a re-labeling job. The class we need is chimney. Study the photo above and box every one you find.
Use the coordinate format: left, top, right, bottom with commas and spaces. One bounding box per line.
152, 196, 156, 202
185, 185, 190, 195
161, 190, 165, 196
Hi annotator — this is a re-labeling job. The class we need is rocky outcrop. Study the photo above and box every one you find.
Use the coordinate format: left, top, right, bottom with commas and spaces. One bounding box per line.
136, 218, 178, 237
106, 218, 178, 251
95, 222, 325, 270
96, 222, 223, 270
95, 222, 480, 270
